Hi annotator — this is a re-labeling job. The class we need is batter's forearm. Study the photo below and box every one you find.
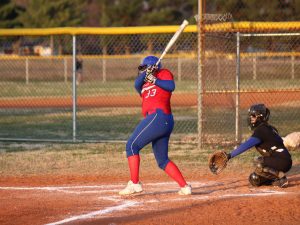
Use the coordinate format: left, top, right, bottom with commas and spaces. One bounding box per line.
155, 79, 175, 92
135, 72, 146, 93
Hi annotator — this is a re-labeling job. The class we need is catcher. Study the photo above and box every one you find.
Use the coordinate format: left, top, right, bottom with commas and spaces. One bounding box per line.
209, 104, 292, 188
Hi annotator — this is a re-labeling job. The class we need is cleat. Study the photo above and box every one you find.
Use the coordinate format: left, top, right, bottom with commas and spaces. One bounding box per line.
178, 184, 192, 195
119, 180, 143, 195
272, 176, 288, 188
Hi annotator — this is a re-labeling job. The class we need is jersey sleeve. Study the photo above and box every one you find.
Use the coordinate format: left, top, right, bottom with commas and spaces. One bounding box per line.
158, 69, 173, 80
134, 72, 146, 94
230, 137, 261, 158
155, 69, 175, 92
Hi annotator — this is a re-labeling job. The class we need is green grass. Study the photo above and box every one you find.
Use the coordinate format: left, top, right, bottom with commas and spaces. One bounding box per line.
0, 142, 299, 176
0, 80, 198, 98
0, 79, 299, 144
0, 79, 299, 98
0, 106, 299, 144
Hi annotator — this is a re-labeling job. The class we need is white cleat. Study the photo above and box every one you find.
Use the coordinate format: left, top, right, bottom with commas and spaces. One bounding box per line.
178, 184, 192, 195
119, 180, 143, 195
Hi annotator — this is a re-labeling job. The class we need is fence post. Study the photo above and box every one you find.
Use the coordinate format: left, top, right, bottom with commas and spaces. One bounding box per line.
216, 55, 220, 77
291, 54, 295, 80
25, 58, 29, 84
235, 32, 241, 146
64, 57, 68, 83
253, 56, 257, 80
177, 56, 182, 82
72, 35, 77, 141
102, 46, 107, 83
197, 0, 204, 149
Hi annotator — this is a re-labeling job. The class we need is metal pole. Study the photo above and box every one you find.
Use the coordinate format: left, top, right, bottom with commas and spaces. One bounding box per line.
25, 58, 29, 84
235, 32, 241, 145
253, 56, 257, 80
177, 56, 182, 82
102, 45, 107, 83
291, 55, 295, 79
102, 57, 106, 83
216, 55, 220, 77
197, 0, 205, 149
72, 35, 77, 141
64, 57, 68, 83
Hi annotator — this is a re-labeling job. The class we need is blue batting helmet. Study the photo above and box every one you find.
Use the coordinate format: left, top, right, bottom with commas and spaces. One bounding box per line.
138, 55, 162, 71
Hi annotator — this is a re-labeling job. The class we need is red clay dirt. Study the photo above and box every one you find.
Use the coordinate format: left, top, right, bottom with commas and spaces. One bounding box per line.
0, 91, 299, 108
0, 172, 300, 225
0, 91, 299, 225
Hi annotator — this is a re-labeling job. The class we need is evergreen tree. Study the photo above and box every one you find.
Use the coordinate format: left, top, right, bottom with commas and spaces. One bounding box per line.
209, 0, 300, 22
98, 0, 143, 27
140, 0, 195, 25
0, 0, 24, 28
97, 0, 197, 27
18, 0, 86, 28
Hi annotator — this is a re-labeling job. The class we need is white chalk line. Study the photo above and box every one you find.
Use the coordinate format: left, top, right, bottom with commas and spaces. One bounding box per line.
0, 181, 218, 192
0, 182, 297, 225
44, 200, 138, 225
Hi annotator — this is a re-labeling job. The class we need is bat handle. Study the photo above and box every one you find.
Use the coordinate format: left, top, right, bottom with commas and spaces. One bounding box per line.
155, 57, 163, 67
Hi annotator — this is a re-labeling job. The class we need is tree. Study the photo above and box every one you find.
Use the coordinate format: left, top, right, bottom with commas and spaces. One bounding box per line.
18, 0, 86, 28
96, 0, 197, 54
17, 0, 87, 55
139, 0, 196, 26
208, 0, 300, 22
98, 0, 143, 27
97, 0, 197, 27
0, 0, 24, 28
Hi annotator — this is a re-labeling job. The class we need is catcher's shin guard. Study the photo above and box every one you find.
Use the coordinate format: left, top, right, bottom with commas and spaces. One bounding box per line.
272, 176, 289, 188
255, 166, 285, 180
248, 172, 273, 187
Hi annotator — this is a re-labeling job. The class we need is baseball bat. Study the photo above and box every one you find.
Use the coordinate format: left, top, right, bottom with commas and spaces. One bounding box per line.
156, 20, 189, 66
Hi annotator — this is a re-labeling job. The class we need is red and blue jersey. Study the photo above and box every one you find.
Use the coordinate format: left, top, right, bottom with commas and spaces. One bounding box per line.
139, 69, 173, 117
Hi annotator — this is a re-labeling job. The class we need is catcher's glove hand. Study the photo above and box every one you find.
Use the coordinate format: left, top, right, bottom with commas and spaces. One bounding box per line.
208, 151, 231, 175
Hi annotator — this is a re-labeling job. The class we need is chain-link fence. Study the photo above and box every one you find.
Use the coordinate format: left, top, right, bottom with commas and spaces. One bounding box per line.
201, 30, 300, 147
0, 27, 198, 142
1, 23, 300, 147
198, 0, 300, 148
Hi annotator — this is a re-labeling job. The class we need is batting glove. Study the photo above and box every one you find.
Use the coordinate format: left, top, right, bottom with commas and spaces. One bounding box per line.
144, 73, 157, 84
144, 65, 158, 84
146, 65, 157, 74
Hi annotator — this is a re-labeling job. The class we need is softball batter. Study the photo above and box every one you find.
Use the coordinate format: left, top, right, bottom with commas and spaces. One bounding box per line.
227, 104, 292, 187
119, 56, 192, 195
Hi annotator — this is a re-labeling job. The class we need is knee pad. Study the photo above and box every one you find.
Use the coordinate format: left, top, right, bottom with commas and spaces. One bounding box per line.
125, 138, 141, 157
249, 172, 263, 187
253, 156, 264, 168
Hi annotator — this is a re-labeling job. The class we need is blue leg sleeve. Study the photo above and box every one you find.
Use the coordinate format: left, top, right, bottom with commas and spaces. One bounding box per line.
126, 110, 174, 157
152, 136, 170, 170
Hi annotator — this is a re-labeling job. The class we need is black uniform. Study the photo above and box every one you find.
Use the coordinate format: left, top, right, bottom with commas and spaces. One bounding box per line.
252, 122, 292, 173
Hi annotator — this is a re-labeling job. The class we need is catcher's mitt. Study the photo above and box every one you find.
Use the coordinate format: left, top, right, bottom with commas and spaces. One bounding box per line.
209, 151, 230, 175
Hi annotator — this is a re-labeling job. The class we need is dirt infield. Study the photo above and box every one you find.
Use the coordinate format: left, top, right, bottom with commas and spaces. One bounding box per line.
0, 91, 299, 108
1, 172, 300, 225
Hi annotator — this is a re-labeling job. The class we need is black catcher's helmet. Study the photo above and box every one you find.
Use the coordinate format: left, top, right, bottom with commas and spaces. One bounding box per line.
247, 104, 270, 130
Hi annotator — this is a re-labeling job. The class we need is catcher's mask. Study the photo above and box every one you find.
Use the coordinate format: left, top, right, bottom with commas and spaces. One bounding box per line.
247, 103, 270, 130
138, 55, 161, 72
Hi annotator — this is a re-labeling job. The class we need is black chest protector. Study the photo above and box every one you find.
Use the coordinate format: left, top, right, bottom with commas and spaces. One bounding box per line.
251, 123, 290, 158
